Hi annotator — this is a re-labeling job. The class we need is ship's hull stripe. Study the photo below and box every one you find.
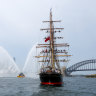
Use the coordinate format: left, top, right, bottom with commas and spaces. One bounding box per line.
41, 82, 63, 85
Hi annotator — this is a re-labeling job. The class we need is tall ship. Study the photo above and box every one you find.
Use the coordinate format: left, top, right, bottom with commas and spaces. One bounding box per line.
36, 10, 71, 86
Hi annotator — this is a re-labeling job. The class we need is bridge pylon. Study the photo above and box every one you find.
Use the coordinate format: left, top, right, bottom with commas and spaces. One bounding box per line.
61, 66, 68, 76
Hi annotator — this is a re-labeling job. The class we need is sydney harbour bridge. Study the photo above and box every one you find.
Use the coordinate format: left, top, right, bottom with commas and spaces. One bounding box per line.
65, 59, 96, 75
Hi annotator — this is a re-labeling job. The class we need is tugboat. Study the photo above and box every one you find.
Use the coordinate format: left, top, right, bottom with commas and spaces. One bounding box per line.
17, 72, 25, 78
36, 10, 71, 86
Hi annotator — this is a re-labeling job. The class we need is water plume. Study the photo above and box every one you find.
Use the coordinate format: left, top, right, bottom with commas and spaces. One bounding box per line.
23, 42, 40, 78
0, 46, 20, 77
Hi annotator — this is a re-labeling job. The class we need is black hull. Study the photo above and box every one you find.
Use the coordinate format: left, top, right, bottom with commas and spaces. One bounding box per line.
39, 72, 63, 86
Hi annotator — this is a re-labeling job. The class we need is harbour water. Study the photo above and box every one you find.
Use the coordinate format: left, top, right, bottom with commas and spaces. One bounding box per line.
0, 77, 96, 96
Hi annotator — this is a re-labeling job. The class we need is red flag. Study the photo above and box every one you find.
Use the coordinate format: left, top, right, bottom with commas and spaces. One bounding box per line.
45, 36, 50, 42
45, 49, 47, 53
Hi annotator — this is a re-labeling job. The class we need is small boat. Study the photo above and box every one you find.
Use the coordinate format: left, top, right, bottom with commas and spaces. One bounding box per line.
86, 74, 96, 78
17, 72, 25, 78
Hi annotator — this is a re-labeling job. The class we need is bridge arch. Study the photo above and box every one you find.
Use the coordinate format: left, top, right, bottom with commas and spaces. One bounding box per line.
66, 59, 96, 75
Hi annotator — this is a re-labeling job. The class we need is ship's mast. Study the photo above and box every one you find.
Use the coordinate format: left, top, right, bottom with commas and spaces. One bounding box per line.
49, 10, 55, 69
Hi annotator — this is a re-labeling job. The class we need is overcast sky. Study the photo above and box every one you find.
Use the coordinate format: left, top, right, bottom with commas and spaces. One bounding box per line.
0, 0, 96, 69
